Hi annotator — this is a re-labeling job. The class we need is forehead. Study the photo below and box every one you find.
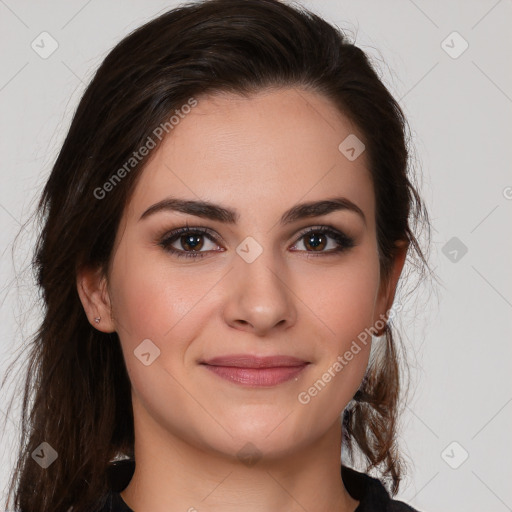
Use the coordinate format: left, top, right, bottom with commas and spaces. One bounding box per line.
124, 87, 374, 226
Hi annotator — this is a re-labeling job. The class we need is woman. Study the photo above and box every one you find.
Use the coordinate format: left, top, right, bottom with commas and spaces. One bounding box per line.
3, 0, 431, 510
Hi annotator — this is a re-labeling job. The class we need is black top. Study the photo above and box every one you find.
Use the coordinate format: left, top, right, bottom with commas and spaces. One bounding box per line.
97, 459, 421, 512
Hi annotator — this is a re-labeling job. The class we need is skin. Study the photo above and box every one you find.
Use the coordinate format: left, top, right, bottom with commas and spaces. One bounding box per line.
77, 87, 407, 512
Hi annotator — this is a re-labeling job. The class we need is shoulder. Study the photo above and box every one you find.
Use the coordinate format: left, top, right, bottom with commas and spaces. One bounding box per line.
99, 460, 422, 512
95, 490, 134, 512
341, 465, 423, 512
92, 459, 136, 512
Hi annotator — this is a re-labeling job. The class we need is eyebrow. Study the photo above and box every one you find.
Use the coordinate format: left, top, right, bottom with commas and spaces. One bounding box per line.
139, 196, 366, 226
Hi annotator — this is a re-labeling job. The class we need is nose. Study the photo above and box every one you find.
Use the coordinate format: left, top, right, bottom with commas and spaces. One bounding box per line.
222, 251, 297, 337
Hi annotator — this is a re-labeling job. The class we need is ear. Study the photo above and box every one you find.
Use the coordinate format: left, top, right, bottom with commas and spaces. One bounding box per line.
374, 240, 409, 332
76, 264, 116, 333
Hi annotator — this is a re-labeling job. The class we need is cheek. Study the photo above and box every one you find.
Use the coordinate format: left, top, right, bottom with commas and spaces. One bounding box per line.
302, 255, 381, 343
109, 245, 210, 347
295, 252, 380, 392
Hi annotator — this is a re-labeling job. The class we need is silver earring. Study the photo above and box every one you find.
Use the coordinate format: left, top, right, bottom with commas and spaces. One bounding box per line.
94, 317, 101, 323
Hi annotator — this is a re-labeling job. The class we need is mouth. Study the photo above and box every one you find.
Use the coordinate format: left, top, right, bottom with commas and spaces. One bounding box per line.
199, 354, 310, 387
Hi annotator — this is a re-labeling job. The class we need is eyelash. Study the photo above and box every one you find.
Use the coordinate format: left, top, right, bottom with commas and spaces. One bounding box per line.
157, 223, 355, 259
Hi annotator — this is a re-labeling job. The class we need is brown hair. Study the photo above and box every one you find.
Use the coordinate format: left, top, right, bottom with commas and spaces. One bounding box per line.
2, 0, 431, 510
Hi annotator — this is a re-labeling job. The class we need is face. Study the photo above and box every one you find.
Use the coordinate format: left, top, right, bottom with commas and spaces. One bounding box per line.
80, 87, 402, 462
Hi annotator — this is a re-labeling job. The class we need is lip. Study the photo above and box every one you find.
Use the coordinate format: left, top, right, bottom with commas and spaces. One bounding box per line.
200, 354, 309, 368
199, 354, 310, 387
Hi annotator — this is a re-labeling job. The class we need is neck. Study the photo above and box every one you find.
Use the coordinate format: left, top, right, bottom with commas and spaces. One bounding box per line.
121, 402, 359, 512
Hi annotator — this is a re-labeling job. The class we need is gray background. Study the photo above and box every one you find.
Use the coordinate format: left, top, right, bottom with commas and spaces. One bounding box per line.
1, 1, 511, 511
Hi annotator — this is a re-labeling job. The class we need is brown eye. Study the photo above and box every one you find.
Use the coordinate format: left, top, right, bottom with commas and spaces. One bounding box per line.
178, 233, 205, 252
159, 227, 222, 259
291, 227, 355, 255
303, 231, 328, 251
